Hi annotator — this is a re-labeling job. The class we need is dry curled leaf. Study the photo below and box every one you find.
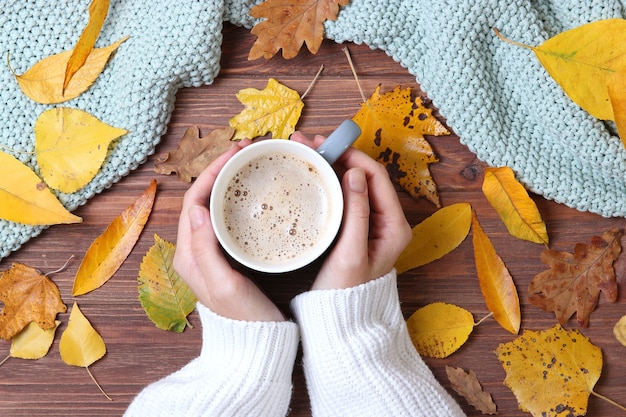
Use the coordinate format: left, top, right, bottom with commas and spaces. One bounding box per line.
0, 151, 82, 225
472, 211, 521, 334
528, 228, 622, 327
395, 203, 471, 274
138, 234, 197, 332
406, 302, 474, 358
0, 263, 66, 340
352, 85, 449, 206
446, 366, 497, 415
496, 324, 606, 417
35, 107, 127, 193
154, 126, 234, 182
229, 78, 303, 140
248, 0, 349, 60
72, 179, 157, 296
482, 166, 548, 245
11, 36, 128, 104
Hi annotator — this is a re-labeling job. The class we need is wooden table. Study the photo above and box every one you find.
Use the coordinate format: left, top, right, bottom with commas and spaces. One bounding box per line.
1, 23, 626, 417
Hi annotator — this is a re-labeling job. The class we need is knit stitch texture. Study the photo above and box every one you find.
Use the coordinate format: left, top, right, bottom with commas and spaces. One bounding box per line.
2, 0, 626, 259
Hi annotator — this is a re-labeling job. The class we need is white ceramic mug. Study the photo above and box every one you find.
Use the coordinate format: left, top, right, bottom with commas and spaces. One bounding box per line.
209, 120, 361, 273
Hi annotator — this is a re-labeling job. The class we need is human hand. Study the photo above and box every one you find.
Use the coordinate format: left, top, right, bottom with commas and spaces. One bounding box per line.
290, 131, 412, 290
173, 140, 286, 322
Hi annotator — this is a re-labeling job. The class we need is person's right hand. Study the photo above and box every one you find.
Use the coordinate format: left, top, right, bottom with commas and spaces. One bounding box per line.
173, 140, 286, 322
291, 132, 412, 291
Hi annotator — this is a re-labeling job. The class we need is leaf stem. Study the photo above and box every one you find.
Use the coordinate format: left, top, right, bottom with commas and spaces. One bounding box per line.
475, 312, 494, 327
343, 47, 367, 102
493, 28, 533, 50
0, 144, 35, 156
85, 366, 113, 401
590, 390, 626, 412
301, 65, 324, 100
0, 355, 10, 367
44, 255, 75, 277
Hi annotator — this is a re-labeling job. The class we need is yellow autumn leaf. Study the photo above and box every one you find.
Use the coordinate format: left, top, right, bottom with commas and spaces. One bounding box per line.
472, 211, 521, 334
406, 302, 474, 358
495, 19, 626, 120
59, 303, 111, 400
138, 234, 197, 332
0, 151, 81, 225
608, 71, 626, 147
11, 36, 129, 104
9, 320, 61, 361
482, 166, 548, 245
352, 85, 450, 206
395, 202, 471, 274
229, 78, 304, 140
614, 315, 626, 346
72, 179, 156, 296
495, 324, 621, 416
63, 0, 110, 92
35, 107, 127, 193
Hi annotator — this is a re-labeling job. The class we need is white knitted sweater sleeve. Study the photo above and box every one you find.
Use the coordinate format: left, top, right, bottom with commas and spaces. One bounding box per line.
124, 302, 299, 417
290, 270, 466, 417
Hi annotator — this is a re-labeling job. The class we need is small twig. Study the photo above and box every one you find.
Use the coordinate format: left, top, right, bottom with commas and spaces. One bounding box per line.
301, 65, 324, 100
86, 366, 113, 401
343, 46, 367, 103
475, 312, 494, 327
43, 255, 75, 277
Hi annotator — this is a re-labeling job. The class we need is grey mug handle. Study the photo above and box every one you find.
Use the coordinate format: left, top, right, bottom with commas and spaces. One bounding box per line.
315, 120, 361, 165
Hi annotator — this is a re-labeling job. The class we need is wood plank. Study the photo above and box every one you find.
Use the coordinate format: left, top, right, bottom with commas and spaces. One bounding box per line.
1, 22, 626, 416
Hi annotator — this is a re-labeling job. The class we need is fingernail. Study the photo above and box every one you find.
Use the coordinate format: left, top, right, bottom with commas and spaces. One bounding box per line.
189, 205, 207, 231
348, 168, 367, 193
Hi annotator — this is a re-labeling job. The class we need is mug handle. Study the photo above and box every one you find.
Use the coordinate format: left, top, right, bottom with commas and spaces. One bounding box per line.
315, 119, 362, 165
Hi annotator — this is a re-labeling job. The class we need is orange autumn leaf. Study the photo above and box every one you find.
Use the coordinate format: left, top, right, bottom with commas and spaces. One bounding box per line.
528, 228, 622, 327
72, 179, 157, 296
154, 126, 235, 182
0, 263, 66, 340
352, 85, 450, 206
248, 0, 350, 60
63, 0, 110, 93
472, 211, 521, 334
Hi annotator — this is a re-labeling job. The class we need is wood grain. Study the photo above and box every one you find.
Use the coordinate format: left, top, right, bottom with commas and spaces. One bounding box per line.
1, 23, 626, 417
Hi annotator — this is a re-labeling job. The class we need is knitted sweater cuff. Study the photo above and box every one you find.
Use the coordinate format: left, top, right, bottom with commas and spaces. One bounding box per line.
290, 270, 465, 417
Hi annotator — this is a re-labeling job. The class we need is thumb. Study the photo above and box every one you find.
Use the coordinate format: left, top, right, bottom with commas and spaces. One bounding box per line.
335, 167, 370, 262
188, 204, 227, 282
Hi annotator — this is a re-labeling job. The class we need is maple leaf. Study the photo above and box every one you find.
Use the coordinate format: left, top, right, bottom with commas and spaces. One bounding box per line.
352, 85, 450, 207
528, 228, 622, 327
445, 366, 497, 415
138, 235, 197, 332
154, 126, 234, 182
496, 324, 607, 417
248, 0, 350, 60
0, 263, 67, 340
229, 78, 304, 140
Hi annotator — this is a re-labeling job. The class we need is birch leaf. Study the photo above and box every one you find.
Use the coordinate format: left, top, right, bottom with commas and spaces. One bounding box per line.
472, 211, 521, 334
0, 151, 81, 225
395, 203, 471, 274
613, 315, 626, 346
35, 107, 127, 193
482, 166, 548, 245
12, 36, 129, 104
10, 320, 61, 360
352, 85, 450, 206
495, 324, 605, 417
63, 0, 110, 92
72, 179, 157, 296
229, 78, 303, 140
496, 19, 626, 120
0, 263, 66, 340
138, 235, 197, 332
406, 302, 474, 358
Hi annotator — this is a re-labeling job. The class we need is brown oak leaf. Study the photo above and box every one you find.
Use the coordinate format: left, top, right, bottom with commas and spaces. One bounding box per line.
528, 228, 622, 327
0, 263, 67, 340
154, 126, 234, 182
446, 366, 497, 415
248, 0, 350, 60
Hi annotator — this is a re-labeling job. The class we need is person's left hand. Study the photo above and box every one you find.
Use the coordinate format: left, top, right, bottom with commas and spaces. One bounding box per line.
173, 140, 286, 322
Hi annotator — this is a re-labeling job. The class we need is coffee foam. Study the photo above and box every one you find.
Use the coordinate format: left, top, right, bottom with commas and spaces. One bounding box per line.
222, 152, 331, 265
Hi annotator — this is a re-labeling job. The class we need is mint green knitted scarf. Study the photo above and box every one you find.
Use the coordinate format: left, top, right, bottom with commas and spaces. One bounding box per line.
2, 0, 625, 260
